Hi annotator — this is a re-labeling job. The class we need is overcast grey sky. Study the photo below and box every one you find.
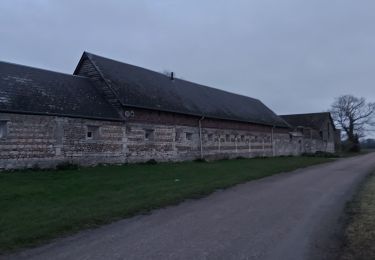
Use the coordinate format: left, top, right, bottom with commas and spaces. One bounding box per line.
1, 0, 374, 118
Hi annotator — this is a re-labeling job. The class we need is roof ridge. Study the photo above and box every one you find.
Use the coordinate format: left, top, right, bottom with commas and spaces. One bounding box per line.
84, 51, 260, 103
0, 60, 90, 80
279, 112, 330, 117
0, 60, 122, 120
84, 52, 289, 128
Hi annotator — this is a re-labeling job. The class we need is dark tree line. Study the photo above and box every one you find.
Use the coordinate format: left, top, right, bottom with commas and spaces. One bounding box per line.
361, 138, 375, 149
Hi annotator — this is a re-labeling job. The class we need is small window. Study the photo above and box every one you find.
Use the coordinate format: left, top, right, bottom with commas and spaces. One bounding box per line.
87, 125, 99, 140
175, 131, 181, 142
289, 134, 293, 142
0, 121, 8, 139
145, 129, 154, 141
225, 134, 230, 142
241, 135, 245, 142
186, 132, 193, 141
208, 133, 214, 141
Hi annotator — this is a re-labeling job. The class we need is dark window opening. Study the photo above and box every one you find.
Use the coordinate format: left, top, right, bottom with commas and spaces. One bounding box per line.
175, 131, 181, 142
86, 125, 99, 140
186, 132, 193, 141
0, 121, 8, 139
145, 129, 154, 141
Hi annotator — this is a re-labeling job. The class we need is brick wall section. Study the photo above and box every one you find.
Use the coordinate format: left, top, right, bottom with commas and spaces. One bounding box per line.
125, 107, 288, 132
123, 108, 303, 162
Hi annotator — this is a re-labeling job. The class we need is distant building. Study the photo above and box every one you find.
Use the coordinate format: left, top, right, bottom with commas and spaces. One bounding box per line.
280, 112, 341, 153
0, 52, 338, 170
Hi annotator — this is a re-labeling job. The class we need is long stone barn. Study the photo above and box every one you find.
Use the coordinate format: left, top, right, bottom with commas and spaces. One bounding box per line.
0, 52, 339, 170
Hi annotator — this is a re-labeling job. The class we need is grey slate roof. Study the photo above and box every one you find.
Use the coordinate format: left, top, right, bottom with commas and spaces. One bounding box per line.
0, 61, 121, 120
280, 112, 334, 130
80, 52, 289, 127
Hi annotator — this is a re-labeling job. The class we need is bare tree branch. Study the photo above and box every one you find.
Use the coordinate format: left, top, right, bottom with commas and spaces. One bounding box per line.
330, 95, 375, 148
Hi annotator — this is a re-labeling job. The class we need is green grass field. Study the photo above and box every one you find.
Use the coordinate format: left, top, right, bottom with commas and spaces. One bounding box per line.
0, 156, 332, 252
340, 171, 375, 260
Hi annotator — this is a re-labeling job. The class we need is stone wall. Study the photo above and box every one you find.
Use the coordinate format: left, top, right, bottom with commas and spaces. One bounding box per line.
124, 122, 280, 162
0, 113, 125, 170
123, 107, 296, 162
294, 117, 336, 154
0, 109, 335, 170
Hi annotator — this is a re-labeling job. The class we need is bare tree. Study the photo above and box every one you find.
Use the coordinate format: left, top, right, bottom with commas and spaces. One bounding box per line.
331, 95, 375, 151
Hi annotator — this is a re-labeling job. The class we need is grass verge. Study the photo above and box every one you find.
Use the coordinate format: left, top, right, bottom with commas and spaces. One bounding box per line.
340, 171, 375, 260
0, 156, 332, 253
